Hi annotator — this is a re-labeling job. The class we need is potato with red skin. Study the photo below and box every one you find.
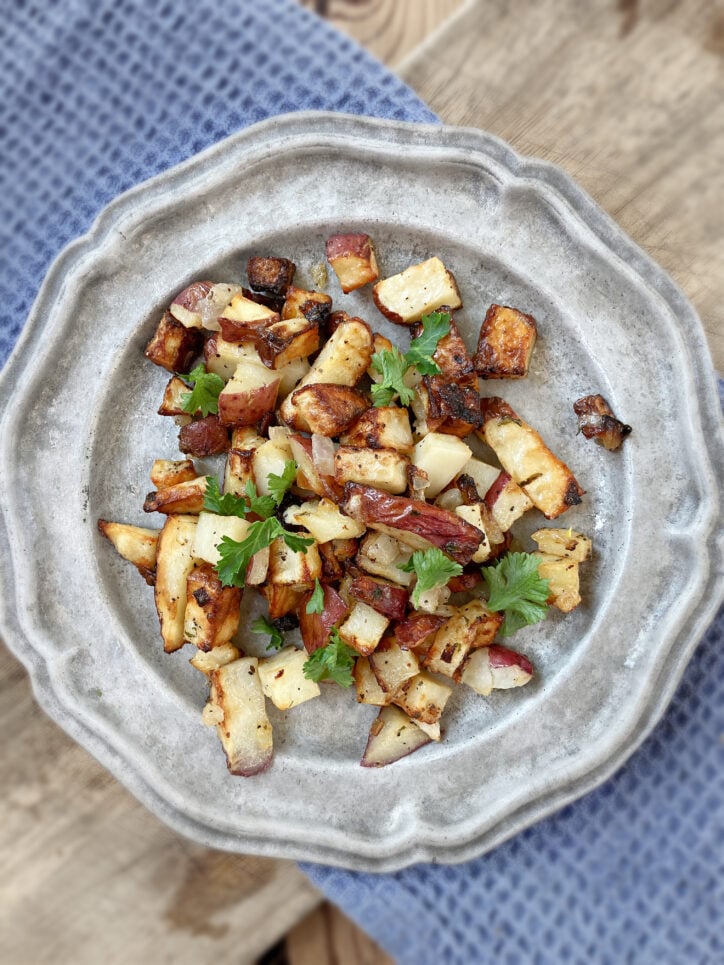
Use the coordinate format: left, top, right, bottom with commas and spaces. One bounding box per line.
145, 310, 203, 373
298, 584, 349, 654
348, 574, 409, 621
247, 256, 296, 298
144, 476, 207, 515
458, 644, 534, 693
284, 383, 370, 436
218, 294, 279, 342
483, 470, 534, 533
474, 304, 537, 379
361, 705, 431, 767
416, 373, 482, 437
326, 233, 379, 293
169, 280, 214, 327
393, 612, 447, 652
256, 317, 320, 370
217, 359, 280, 427
178, 415, 230, 457
341, 483, 484, 565
281, 287, 332, 326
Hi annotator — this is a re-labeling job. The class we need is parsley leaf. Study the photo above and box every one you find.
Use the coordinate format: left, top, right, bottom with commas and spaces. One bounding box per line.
405, 311, 450, 375
400, 547, 463, 608
202, 477, 248, 518
482, 552, 550, 636
370, 347, 416, 407
306, 578, 324, 614
251, 615, 285, 651
267, 460, 298, 506
179, 364, 224, 417
244, 479, 277, 520
215, 518, 314, 587
302, 628, 356, 687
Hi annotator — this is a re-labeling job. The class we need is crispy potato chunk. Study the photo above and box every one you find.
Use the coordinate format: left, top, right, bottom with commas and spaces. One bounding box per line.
284, 384, 369, 436
535, 553, 582, 612
573, 394, 632, 450
150, 459, 197, 489
218, 293, 279, 342
354, 656, 392, 706
208, 658, 273, 776
281, 286, 332, 326
361, 705, 431, 767
368, 639, 420, 692
531, 528, 592, 562
261, 584, 308, 619
479, 397, 585, 519
158, 375, 190, 416
356, 531, 414, 586
184, 563, 242, 651
154, 515, 198, 652
413, 374, 482, 437
474, 304, 537, 378
423, 600, 503, 678
340, 406, 413, 451
258, 647, 321, 710
267, 537, 322, 587
482, 470, 534, 533
326, 233, 379, 293
284, 498, 366, 543
145, 310, 203, 373
247, 256, 296, 298
373, 257, 462, 325
97, 520, 159, 585
348, 573, 409, 621
218, 358, 280, 427
178, 415, 230, 457
299, 583, 349, 654
204, 335, 263, 381
189, 642, 241, 676
144, 476, 207, 515
338, 601, 390, 656
411, 315, 475, 379
334, 447, 409, 494
394, 672, 452, 729
256, 317, 319, 370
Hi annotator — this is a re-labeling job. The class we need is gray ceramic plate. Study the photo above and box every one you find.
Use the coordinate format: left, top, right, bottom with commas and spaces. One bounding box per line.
0, 113, 721, 871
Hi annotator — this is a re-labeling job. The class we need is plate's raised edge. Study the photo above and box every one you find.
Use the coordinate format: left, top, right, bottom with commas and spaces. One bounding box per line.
0, 111, 721, 872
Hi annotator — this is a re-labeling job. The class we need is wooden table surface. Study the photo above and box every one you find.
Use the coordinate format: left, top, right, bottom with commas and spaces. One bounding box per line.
2, 2, 721, 964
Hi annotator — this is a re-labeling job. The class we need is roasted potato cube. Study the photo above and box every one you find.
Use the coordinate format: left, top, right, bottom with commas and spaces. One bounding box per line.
284, 498, 366, 543
208, 658, 273, 776
348, 573, 409, 621
339, 601, 390, 656
326, 233, 379, 293
334, 446, 409, 494
178, 415, 230, 457
393, 612, 446, 652
169, 280, 214, 327
412, 374, 482, 437
283, 384, 370, 436
411, 432, 472, 497
281, 286, 332, 326
218, 292, 279, 342
189, 642, 241, 676
255, 316, 319, 370
192, 511, 250, 567
251, 439, 292, 497
483, 470, 534, 532
367, 333, 394, 382
218, 358, 280, 427
204, 335, 264, 381
361, 705, 431, 767
277, 357, 311, 398
479, 397, 585, 519
247, 256, 296, 298
158, 375, 191, 416
154, 515, 198, 652
424, 600, 503, 677
453, 505, 491, 563
261, 584, 308, 620
535, 553, 581, 612
356, 531, 414, 586
531, 528, 592, 562
340, 406, 413, 451
410, 315, 475, 379
457, 458, 500, 500
372, 257, 462, 325
224, 448, 255, 496
299, 583, 349, 654
394, 672, 452, 727
474, 304, 537, 378
144, 476, 208, 515
267, 537, 322, 586
258, 646, 320, 710
459, 645, 534, 693
573, 394, 632, 450
184, 563, 241, 651
97, 520, 159, 585
368, 640, 419, 693
150, 459, 197, 490
353, 657, 392, 706
145, 310, 203, 373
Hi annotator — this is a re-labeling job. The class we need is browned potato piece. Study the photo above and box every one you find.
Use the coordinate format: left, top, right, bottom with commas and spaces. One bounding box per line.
150, 459, 197, 490
247, 256, 296, 297
334, 447, 409, 494
217, 359, 280, 427
218, 292, 279, 342
423, 600, 503, 678
340, 406, 413, 451
361, 705, 431, 767
256, 317, 320, 369
178, 415, 230, 457
261, 583, 308, 619
189, 642, 241, 676
410, 315, 475, 379
284, 384, 370, 436
183, 563, 242, 651
353, 657, 392, 706
281, 287, 332, 326
534, 553, 582, 612
158, 375, 190, 416
372, 257, 462, 325
154, 515, 198, 652
145, 310, 203, 373
267, 537, 322, 587
531, 528, 592, 562
368, 640, 419, 693
394, 672, 453, 727
339, 601, 390, 656
326, 233, 379, 293
97, 520, 159, 585
143, 476, 207, 515
208, 658, 273, 776
479, 397, 585, 519
573, 394, 632, 450
169, 280, 214, 327
474, 304, 537, 379
414, 374, 482, 437
224, 447, 256, 496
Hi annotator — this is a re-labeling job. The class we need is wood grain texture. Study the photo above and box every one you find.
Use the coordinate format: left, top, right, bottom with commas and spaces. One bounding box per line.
301, 0, 464, 65
286, 903, 396, 965
402, 0, 724, 370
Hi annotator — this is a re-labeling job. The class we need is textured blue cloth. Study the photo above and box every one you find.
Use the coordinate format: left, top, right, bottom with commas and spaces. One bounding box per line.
2, 3, 721, 964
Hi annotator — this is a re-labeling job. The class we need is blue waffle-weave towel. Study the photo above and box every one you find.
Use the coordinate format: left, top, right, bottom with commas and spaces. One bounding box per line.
2, 2, 721, 964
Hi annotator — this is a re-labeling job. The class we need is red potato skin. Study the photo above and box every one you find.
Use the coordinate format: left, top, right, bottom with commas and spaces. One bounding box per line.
447, 569, 482, 594
299, 584, 349, 654
218, 314, 277, 343
349, 574, 409, 621
242, 286, 285, 313
483, 470, 512, 511
217, 380, 280, 427
325, 234, 373, 262
178, 416, 230, 457
341, 483, 484, 565
145, 310, 203, 373
487, 644, 534, 676
290, 434, 344, 501
479, 396, 517, 422
172, 280, 214, 311
394, 612, 446, 652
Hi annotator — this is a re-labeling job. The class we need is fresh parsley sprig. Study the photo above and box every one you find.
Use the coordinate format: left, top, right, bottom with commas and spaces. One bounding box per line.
203, 462, 298, 521
244, 479, 277, 520
267, 460, 297, 505
482, 552, 550, 636
400, 547, 463, 609
215, 518, 314, 587
203, 477, 247, 517
179, 363, 224, 416
306, 578, 324, 615
370, 311, 451, 407
251, 615, 285, 651
302, 627, 356, 687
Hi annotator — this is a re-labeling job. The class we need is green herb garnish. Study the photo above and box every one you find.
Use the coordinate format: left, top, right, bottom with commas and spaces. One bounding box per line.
179, 364, 224, 417
400, 547, 463, 609
482, 552, 550, 636
302, 627, 356, 687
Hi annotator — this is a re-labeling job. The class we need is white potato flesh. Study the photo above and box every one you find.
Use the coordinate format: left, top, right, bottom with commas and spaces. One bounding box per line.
459, 647, 494, 695
292, 319, 372, 390
209, 658, 273, 776
284, 499, 366, 543
218, 358, 280, 426
373, 257, 462, 324
411, 433, 472, 497
369, 642, 420, 693
192, 512, 250, 567
334, 446, 409, 494
353, 657, 392, 706
252, 440, 291, 496
394, 672, 452, 725
361, 705, 431, 767
454, 505, 491, 563
339, 601, 390, 656
221, 292, 278, 324
531, 528, 592, 562
535, 553, 581, 612
459, 457, 500, 499
278, 357, 311, 398
356, 531, 414, 586
206, 338, 263, 380
189, 642, 241, 675
267, 537, 322, 586
155, 515, 198, 652
98, 521, 159, 570
258, 647, 321, 710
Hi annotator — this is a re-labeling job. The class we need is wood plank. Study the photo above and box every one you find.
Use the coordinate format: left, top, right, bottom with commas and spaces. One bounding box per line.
401, 0, 724, 370
300, 0, 464, 66
286, 903, 396, 965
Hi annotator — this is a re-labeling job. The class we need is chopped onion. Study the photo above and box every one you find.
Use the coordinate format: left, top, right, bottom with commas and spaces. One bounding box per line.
311, 433, 336, 477
435, 488, 463, 511
197, 283, 243, 331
